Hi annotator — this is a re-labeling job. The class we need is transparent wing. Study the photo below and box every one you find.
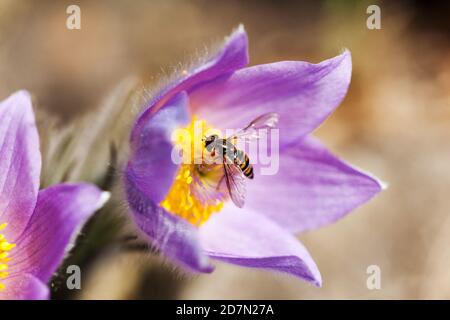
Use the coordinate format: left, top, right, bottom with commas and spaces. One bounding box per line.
191, 164, 228, 206
228, 112, 279, 142
222, 163, 247, 208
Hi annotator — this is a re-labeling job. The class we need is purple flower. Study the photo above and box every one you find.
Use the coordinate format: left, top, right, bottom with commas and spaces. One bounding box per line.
124, 26, 383, 286
0, 91, 109, 299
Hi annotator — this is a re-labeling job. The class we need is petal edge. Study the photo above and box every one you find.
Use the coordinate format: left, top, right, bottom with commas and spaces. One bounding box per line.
190, 50, 352, 147
246, 136, 383, 234
11, 183, 106, 282
0, 90, 41, 241
200, 206, 322, 286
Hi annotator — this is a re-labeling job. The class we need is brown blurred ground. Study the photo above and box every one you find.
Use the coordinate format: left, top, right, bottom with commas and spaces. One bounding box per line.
1, 0, 449, 299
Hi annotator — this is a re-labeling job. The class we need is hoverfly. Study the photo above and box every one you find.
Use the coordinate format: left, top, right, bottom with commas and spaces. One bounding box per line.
203, 112, 279, 208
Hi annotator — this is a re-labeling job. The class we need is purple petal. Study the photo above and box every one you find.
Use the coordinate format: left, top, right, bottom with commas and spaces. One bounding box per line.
245, 136, 383, 234
132, 26, 248, 143
0, 273, 49, 300
126, 90, 212, 273
199, 205, 322, 286
0, 91, 41, 241
10, 183, 107, 283
189, 51, 352, 147
128, 91, 190, 204
124, 176, 213, 273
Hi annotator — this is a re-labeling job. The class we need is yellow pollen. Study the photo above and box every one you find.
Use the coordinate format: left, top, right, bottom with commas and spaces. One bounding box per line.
160, 117, 224, 226
0, 223, 15, 290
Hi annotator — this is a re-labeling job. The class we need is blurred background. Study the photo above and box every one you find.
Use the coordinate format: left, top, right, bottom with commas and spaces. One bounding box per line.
0, 0, 449, 299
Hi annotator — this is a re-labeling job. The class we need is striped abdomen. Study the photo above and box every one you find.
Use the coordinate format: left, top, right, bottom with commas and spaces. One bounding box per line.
235, 150, 254, 179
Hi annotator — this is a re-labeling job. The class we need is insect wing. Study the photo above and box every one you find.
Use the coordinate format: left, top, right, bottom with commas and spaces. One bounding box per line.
222, 163, 246, 208
191, 164, 227, 205
228, 112, 279, 142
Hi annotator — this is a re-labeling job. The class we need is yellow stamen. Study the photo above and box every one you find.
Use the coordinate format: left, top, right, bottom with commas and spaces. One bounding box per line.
0, 223, 15, 290
160, 118, 224, 225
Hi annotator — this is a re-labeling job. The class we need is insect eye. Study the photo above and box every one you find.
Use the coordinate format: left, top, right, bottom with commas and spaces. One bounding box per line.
205, 135, 217, 143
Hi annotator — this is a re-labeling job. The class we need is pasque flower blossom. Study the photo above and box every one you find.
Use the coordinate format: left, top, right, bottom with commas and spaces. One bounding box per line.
124, 26, 383, 286
0, 91, 108, 299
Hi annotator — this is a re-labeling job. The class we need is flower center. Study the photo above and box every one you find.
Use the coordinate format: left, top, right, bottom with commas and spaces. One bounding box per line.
160, 118, 226, 226
0, 223, 15, 290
